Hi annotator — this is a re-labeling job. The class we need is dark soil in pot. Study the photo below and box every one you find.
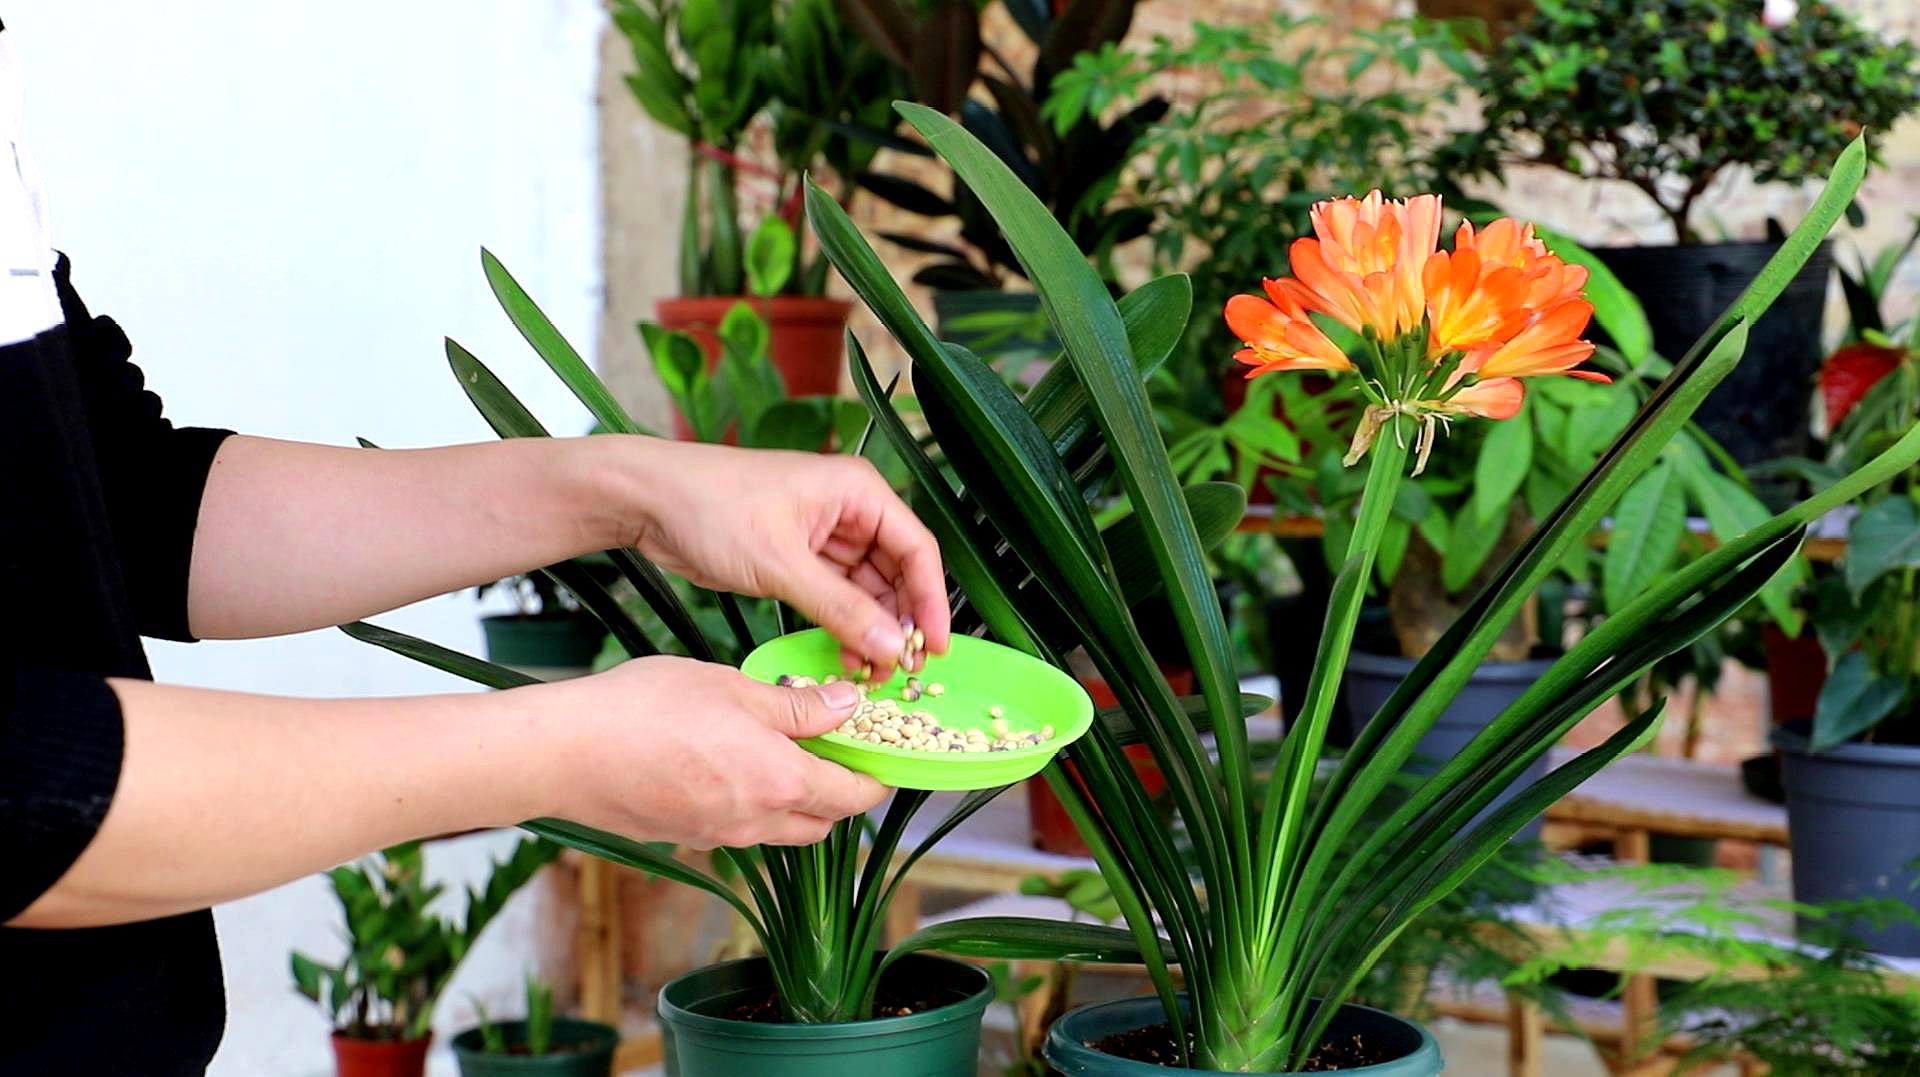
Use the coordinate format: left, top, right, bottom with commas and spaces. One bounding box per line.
1091, 1022, 1392, 1071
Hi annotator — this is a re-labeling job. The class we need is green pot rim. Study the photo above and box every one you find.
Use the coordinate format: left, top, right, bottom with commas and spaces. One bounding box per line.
656, 954, 992, 1042
449, 1017, 620, 1059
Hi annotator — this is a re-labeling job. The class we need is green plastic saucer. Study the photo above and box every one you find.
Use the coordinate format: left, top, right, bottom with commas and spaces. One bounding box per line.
740, 628, 1095, 791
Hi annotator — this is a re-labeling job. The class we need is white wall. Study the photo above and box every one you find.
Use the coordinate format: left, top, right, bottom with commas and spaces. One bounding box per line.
10, 3, 607, 1073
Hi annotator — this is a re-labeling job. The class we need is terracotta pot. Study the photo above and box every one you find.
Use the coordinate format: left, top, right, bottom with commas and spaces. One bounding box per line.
1027, 667, 1190, 855
332, 1033, 432, 1077
1763, 623, 1827, 725
655, 296, 853, 441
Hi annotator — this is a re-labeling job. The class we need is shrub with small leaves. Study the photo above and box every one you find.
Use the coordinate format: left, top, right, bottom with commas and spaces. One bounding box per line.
1442, 0, 1920, 243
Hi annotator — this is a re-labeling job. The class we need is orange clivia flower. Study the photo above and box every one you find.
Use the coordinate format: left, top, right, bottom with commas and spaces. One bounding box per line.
1223, 191, 1608, 470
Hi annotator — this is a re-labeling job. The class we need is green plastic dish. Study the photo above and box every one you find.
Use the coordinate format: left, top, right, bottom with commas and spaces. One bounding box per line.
740, 629, 1094, 791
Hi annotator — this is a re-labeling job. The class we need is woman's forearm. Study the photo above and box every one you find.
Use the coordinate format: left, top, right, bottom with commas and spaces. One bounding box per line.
8, 679, 549, 929
186, 435, 640, 639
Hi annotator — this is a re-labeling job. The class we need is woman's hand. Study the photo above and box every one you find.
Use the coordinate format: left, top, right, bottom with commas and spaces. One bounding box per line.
534, 656, 888, 849
618, 439, 951, 676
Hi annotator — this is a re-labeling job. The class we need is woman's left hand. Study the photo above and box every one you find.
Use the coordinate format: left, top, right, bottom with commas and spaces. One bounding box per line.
619, 438, 951, 676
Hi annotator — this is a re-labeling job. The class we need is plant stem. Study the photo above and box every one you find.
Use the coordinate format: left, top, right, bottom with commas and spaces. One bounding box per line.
1233, 416, 1411, 1069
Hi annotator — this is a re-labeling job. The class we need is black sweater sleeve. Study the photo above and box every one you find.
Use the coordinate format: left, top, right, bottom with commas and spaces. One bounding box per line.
0, 672, 125, 920
0, 261, 235, 920
54, 260, 234, 642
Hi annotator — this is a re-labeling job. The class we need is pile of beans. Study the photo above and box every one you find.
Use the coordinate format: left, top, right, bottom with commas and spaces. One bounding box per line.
778, 673, 1055, 753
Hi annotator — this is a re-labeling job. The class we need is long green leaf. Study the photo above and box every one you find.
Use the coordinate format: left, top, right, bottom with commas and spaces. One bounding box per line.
884, 916, 1167, 967
895, 102, 1253, 921
480, 248, 652, 437
444, 337, 720, 660
339, 621, 540, 689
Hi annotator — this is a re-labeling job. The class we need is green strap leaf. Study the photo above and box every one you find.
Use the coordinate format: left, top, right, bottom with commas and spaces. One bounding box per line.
884, 916, 1170, 967
480, 248, 653, 437
339, 621, 540, 689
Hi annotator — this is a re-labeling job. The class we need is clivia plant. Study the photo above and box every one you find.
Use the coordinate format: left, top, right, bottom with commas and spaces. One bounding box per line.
336, 245, 1158, 1076
453, 974, 618, 1077
806, 105, 1910, 1071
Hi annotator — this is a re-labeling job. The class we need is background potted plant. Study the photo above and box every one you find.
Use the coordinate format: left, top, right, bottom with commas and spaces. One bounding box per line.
291, 838, 560, 1077
1773, 308, 1920, 955
475, 572, 609, 680
840, 0, 1166, 344
1441, 0, 1920, 468
453, 975, 619, 1077
812, 102, 1892, 1072
610, 0, 895, 411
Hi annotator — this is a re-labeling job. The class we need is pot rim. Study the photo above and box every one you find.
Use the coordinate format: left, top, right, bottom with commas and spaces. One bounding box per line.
656, 954, 992, 1042
330, 1030, 434, 1046
1775, 728, 1920, 765
1345, 649, 1558, 682
1044, 995, 1440, 1075
655, 295, 853, 318
449, 1016, 620, 1056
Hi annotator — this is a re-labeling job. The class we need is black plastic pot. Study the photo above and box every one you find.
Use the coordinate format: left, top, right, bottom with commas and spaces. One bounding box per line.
657, 954, 991, 1077
1342, 652, 1556, 840
1044, 995, 1441, 1075
1780, 732, 1920, 956
1591, 240, 1832, 471
479, 614, 607, 676
451, 1018, 618, 1077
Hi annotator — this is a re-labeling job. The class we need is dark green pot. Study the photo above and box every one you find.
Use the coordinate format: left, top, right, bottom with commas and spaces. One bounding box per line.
479, 614, 607, 674
1044, 996, 1443, 1075
450, 1019, 618, 1077
658, 955, 991, 1077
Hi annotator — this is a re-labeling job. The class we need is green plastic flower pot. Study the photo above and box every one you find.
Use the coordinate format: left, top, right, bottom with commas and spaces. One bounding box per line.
657, 954, 991, 1077
480, 613, 607, 677
450, 1018, 618, 1077
1044, 996, 1443, 1075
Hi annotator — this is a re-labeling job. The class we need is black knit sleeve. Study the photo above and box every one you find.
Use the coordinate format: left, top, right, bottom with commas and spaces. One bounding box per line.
54, 260, 234, 642
0, 671, 124, 921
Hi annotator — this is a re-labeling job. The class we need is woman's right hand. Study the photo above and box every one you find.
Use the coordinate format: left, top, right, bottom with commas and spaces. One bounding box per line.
521, 656, 888, 849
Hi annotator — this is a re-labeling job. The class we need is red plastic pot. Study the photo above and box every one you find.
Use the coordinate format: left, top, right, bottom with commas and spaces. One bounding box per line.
656, 296, 852, 441
331, 1033, 431, 1077
1027, 668, 1191, 855
1763, 623, 1827, 726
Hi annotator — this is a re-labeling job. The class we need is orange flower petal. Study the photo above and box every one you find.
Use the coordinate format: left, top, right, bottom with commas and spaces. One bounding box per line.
1446, 378, 1525, 420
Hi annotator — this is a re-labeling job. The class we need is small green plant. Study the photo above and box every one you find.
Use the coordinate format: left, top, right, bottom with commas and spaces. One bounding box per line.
1441, 0, 1920, 244
290, 839, 559, 1042
474, 974, 557, 1056
611, 0, 897, 296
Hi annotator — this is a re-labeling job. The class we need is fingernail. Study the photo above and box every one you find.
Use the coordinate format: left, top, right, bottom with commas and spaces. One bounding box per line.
864, 623, 906, 659
821, 681, 860, 711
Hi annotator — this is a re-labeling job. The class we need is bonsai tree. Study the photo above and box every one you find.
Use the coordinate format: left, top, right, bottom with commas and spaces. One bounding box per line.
1441, 0, 1920, 244
291, 838, 559, 1044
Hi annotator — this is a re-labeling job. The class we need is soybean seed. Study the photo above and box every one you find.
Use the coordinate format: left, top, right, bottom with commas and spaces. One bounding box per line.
926, 682, 946, 697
